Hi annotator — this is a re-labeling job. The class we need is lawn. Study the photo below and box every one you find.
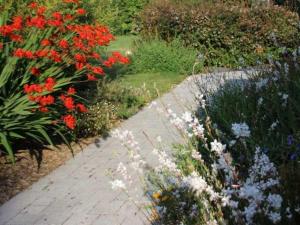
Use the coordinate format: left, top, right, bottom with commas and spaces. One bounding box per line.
107, 35, 139, 54
107, 35, 189, 97
117, 72, 187, 97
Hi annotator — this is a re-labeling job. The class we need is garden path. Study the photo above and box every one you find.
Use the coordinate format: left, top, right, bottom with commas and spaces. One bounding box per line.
0, 71, 249, 225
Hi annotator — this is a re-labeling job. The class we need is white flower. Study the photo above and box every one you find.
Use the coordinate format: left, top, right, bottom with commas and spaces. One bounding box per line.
195, 93, 206, 109
282, 94, 289, 100
257, 97, 263, 106
269, 120, 279, 131
210, 139, 226, 155
182, 111, 193, 123
182, 172, 208, 197
156, 136, 162, 143
267, 194, 282, 209
125, 50, 132, 56
191, 149, 202, 161
110, 179, 126, 190
244, 202, 257, 224
153, 148, 181, 175
256, 78, 268, 90
207, 219, 218, 225
148, 101, 157, 108
231, 122, 251, 138
268, 212, 281, 223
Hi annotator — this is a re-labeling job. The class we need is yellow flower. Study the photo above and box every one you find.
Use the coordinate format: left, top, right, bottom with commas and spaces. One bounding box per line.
152, 192, 162, 200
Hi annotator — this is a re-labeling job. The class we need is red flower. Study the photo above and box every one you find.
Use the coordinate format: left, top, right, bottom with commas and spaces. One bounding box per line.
75, 62, 85, 70
91, 52, 100, 59
31, 67, 41, 76
41, 39, 51, 46
76, 103, 88, 113
39, 107, 49, 112
37, 6, 47, 15
44, 77, 56, 91
60, 94, 66, 101
67, 87, 76, 95
24, 84, 43, 94
49, 50, 62, 62
63, 96, 75, 110
52, 12, 62, 20
0, 25, 13, 36
48, 20, 62, 27
112, 52, 130, 64
12, 16, 23, 30
35, 49, 49, 58
28, 2, 38, 9
103, 57, 116, 68
65, 14, 74, 21
74, 53, 86, 63
39, 95, 54, 106
14, 48, 25, 57
9, 34, 23, 42
64, 0, 79, 3
87, 74, 97, 81
92, 66, 104, 75
62, 114, 76, 129
58, 39, 69, 49
0, 42, 3, 49
77, 8, 86, 15
27, 16, 47, 29
14, 49, 34, 58
24, 50, 34, 59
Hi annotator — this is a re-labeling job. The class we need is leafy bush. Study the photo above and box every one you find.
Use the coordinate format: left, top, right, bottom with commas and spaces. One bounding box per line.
128, 38, 201, 74
87, 0, 149, 35
79, 82, 148, 137
140, 0, 300, 67
0, 1, 129, 161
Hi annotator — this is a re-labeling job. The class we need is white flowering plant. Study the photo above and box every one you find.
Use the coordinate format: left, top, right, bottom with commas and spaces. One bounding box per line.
147, 52, 300, 224
109, 51, 300, 225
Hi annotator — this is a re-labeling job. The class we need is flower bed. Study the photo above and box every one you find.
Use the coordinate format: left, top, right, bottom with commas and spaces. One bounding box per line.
0, 0, 129, 162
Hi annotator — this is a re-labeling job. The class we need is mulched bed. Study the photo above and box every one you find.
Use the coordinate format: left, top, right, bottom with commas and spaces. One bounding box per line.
0, 137, 96, 205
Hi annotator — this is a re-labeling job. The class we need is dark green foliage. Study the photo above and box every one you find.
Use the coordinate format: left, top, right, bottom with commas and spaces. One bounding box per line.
140, 0, 300, 67
89, 0, 149, 35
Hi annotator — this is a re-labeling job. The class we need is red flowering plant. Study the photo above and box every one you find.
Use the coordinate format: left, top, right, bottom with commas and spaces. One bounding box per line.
0, 0, 129, 162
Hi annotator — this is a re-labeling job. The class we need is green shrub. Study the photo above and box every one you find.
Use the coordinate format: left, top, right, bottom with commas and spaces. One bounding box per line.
79, 82, 148, 137
140, 0, 300, 67
128, 38, 201, 74
87, 0, 149, 35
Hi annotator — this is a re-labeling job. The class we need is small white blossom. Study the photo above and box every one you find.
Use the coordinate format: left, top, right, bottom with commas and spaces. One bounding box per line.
268, 212, 281, 223
211, 139, 226, 155
267, 194, 282, 209
156, 136, 162, 143
182, 111, 193, 123
257, 97, 263, 106
269, 120, 279, 131
110, 179, 126, 190
231, 122, 251, 138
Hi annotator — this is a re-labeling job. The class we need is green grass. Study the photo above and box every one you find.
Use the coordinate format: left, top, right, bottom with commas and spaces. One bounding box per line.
117, 71, 186, 97
107, 35, 138, 54
107, 35, 190, 97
